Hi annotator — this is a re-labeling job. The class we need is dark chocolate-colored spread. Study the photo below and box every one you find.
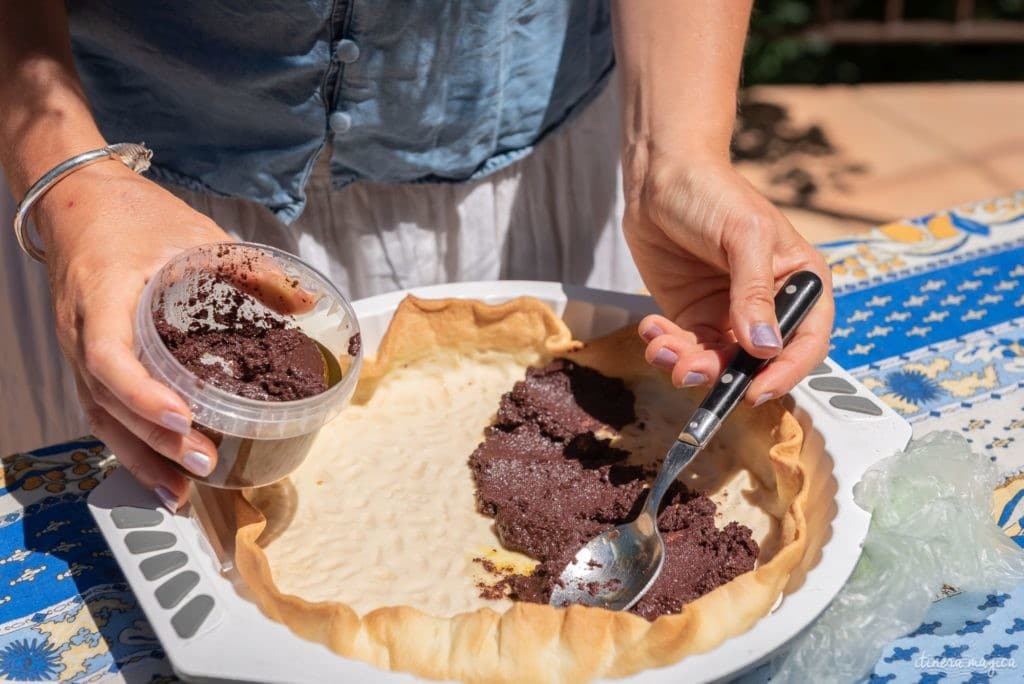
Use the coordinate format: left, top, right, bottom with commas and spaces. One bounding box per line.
156, 277, 327, 402
470, 359, 759, 621
348, 332, 362, 357
158, 323, 326, 402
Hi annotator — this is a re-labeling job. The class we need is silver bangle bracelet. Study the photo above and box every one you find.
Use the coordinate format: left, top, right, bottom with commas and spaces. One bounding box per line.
13, 142, 154, 263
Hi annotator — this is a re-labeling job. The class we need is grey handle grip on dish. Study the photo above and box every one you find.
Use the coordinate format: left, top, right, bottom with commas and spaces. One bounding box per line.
682, 270, 824, 446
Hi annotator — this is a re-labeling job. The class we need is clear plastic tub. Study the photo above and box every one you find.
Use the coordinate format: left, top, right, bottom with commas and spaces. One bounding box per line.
135, 242, 362, 488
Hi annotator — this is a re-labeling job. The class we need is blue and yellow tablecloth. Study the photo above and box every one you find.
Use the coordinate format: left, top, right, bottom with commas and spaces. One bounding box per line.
2, 192, 1024, 683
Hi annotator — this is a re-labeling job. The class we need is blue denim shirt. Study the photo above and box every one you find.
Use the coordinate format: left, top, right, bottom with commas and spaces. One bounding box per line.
68, 1, 614, 222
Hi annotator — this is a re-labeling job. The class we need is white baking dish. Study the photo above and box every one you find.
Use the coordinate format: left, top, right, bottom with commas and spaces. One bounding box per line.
89, 281, 911, 683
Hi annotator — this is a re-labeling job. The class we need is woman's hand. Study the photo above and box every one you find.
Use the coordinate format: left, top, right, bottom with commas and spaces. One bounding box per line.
36, 162, 231, 510
625, 156, 834, 405
612, 0, 830, 403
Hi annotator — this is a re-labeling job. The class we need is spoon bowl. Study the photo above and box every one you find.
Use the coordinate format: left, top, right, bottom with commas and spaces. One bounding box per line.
550, 512, 664, 611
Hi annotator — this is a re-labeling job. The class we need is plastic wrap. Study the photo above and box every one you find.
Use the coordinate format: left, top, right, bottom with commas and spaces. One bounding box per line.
771, 430, 1024, 683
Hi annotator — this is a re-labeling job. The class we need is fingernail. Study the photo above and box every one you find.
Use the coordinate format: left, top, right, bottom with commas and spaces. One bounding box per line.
182, 451, 213, 477
160, 411, 191, 436
750, 323, 782, 350
640, 323, 666, 342
754, 392, 774, 407
154, 486, 179, 513
681, 372, 708, 387
652, 347, 678, 370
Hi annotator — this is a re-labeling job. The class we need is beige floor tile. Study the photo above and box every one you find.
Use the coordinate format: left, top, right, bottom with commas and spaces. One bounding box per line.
736, 83, 1024, 244
857, 83, 1024, 160
983, 144, 1024, 188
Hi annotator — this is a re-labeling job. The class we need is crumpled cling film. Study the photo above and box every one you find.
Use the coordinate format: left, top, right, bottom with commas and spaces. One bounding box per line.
772, 431, 1024, 683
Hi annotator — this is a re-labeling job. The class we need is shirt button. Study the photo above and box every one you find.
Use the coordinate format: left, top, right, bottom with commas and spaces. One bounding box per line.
329, 111, 352, 134
336, 39, 360, 64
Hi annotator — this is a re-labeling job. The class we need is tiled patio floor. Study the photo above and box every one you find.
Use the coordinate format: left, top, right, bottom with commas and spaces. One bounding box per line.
735, 83, 1024, 243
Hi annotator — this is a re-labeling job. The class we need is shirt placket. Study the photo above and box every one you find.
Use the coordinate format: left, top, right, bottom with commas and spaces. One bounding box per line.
324, 0, 359, 137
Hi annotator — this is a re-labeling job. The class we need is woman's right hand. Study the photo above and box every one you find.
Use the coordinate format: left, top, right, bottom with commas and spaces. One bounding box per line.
35, 161, 231, 511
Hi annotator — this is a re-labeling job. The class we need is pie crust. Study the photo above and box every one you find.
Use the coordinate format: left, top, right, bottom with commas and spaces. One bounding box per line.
231, 296, 830, 683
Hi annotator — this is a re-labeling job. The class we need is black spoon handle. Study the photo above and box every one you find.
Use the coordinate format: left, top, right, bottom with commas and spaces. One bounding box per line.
696, 270, 823, 422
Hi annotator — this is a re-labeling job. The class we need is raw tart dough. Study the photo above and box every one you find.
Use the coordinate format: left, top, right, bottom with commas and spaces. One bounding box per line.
232, 296, 830, 683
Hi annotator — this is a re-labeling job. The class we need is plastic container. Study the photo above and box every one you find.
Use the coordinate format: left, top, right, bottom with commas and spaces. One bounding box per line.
135, 242, 362, 488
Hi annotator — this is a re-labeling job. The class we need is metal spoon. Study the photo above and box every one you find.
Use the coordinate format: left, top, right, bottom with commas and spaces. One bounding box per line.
549, 271, 823, 611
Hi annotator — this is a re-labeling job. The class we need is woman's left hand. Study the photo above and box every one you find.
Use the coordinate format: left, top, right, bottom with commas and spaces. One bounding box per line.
625, 156, 835, 406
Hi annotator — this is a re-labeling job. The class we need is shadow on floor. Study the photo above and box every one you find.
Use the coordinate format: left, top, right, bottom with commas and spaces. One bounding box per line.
734, 95, 883, 225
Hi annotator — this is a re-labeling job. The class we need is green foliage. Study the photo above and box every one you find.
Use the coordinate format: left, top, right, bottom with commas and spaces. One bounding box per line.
743, 0, 1024, 84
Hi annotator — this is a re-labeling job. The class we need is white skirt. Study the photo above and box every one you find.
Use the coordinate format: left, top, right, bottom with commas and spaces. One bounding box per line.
0, 77, 640, 453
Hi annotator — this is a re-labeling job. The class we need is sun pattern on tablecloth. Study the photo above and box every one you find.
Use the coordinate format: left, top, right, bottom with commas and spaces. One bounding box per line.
0, 440, 173, 682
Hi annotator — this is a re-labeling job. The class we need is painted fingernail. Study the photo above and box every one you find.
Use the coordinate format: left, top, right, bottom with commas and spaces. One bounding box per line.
640, 323, 666, 342
750, 323, 782, 350
182, 451, 213, 477
160, 411, 191, 436
652, 347, 679, 370
681, 372, 708, 387
154, 486, 179, 513
753, 392, 774, 407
